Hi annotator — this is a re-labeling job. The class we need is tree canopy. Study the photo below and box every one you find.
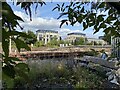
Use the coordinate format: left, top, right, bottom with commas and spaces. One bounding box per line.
53, 2, 120, 39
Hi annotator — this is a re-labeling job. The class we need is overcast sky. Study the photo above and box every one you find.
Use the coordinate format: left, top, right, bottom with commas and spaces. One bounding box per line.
8, 2, 105, 39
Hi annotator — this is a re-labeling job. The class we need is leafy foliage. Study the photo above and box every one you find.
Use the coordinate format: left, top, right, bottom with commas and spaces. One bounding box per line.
21, 30, 37, 45
53, 2, 120, 39
34, 41, 44, 47
1, 1, 45, 88
74, 37, 85, 45
46, 36, 59, 47
102, 33, 111, 44
13, 60, 106, 89
90, 49, 99, 56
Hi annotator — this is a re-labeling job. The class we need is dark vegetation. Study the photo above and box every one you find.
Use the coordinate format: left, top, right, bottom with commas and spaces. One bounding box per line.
3, 59, 107, 89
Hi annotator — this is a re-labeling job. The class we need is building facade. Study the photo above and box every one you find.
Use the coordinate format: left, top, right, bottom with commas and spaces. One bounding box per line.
111, 37, 120, 59
99, 36, 104, 40
87, 38, 107, 45
36, 30, 59, 45
66, 33, 86, 43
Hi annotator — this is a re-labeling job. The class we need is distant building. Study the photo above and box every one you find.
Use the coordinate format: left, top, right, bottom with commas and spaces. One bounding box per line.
36, 30, 59, 45
99, 36, 104, 40
66, 32, 86, 43
111, 37, 120, 59
87, 38, 107, 45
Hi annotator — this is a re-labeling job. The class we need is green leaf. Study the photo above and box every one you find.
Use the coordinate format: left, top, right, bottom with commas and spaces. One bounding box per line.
114, 20, 120, 25
77, 14, 83, 24
71, 21, 77, 26
14, 15, 24, 22
15, 63, 29, 73
9, 31, 32, 38
2, 72, 14, 88
52, 6, 58, 11
108, 8, 114, 15
62, 3, 65, 8
60, 19, 68, 28
97, 15, 104, 22
106, 15, 117, 24
88, 22, 94, 27
83, 22, 88, 30
89, 13, 96, 20
52, 4, 60, 11
111, 29, 120, 36
103, 27, 114, 34
16, 2, 21, 5
2, 65, 15, 78
2, 2, 24, 30
13, 38, 31, 52
2, 30, 9, 57
2, 40, 9, 57
57, 12, 68, 19
99, 23, 106, 29
15, 63, 30, 82
81, 6, 84, 13
97, 2, 105, 9
94, 25, 99, 34
8, 57, 21, 61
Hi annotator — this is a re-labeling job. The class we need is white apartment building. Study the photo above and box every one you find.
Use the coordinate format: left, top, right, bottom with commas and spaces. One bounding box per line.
87, 38, 107, 45
66, 32, 86, 43
36, 30, 59, 45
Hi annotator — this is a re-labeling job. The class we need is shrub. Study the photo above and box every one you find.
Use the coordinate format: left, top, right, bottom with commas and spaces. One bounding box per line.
13, 59, 106, 89
34, 41, 44, 47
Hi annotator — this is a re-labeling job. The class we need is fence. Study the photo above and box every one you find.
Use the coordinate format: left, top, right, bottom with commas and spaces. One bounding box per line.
111, 37, 120, 60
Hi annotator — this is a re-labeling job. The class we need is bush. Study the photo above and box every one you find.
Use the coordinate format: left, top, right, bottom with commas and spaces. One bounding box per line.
73, 37, 85, 45
13, 59, 106, 89
34, 41, 44, 47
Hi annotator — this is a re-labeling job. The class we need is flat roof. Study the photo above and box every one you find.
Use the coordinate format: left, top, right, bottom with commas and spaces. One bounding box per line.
36, 30, 58, 33
67, 32, 86, 36
87, 38, 102, 40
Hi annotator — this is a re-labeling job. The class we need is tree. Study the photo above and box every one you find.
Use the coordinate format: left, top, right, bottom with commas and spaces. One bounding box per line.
34, 41, 44, 47
74, 37, 84, 45
59, 40, 65, 44
93, 41, 98, 45
53, 2, 120, 42
47, 36, 59, 47
103, 33, 111, 45
23, 30, 37, 45
1, 1, 45, 88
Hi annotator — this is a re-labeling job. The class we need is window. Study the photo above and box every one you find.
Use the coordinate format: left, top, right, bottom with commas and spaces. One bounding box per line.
39, 37, 42, 41
39, 34, 42, 37
43, 39, 45, 42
